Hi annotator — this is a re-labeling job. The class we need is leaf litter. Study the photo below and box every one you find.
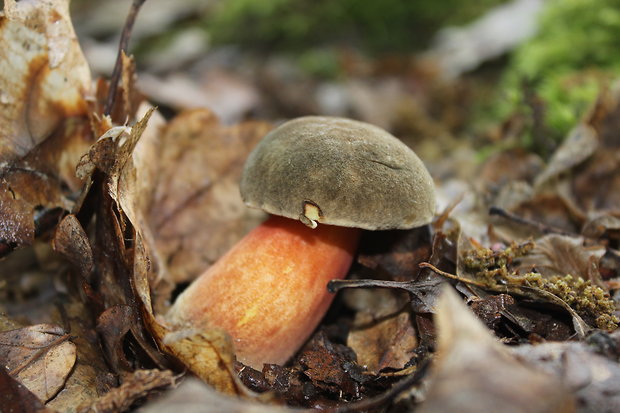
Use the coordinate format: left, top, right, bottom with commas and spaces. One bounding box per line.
1, 0, 620, 412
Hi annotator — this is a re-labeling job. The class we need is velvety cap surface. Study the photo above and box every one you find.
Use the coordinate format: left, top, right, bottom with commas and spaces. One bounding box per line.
240, 116, 436, 230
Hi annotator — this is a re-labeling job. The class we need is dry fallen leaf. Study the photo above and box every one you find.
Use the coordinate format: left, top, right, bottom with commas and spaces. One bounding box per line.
140, 378, 296, 413
511, 333, 620, 412
45, 297, 115, 412
52, 214, 95, 282
78, 369, 176, 413
347, 289, 417, 373
0, 324, 76, 403
145, 109, 271, 285
516, 234, 605, 282
81, 106, 273, 395
418, 286, 575, 413
155, 323, 241, 395
534, 124, 599, 189
572, 149, 620, 214
0, 0, 90, 162
0, 368, 50, 413
299, 332, 360, 398
0, 0, 93, 254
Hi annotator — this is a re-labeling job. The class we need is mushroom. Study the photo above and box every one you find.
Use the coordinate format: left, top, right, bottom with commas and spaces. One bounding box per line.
166, 116, 436, 369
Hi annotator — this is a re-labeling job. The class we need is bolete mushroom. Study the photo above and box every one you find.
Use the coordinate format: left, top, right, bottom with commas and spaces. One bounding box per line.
166, 116, 436, 369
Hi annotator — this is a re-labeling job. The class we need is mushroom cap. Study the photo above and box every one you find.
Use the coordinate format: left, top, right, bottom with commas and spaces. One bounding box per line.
240, 116, 436, 230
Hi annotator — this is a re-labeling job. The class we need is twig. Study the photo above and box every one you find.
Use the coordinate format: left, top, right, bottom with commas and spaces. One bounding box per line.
328, 278, 444, 294
8, 333, 72, 376
329, 278, 412, 293
488, 206, 573, 236
418, 262, 489, 288
104, 0, 147, 116
327, 359, 431, 413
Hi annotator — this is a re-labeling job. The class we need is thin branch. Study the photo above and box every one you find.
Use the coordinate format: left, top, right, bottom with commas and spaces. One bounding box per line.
327, 359, 431, 413
104, 0, 147, 116
328, 278, 418, 293
489, 206, 573, 236
8, 334, 72, 376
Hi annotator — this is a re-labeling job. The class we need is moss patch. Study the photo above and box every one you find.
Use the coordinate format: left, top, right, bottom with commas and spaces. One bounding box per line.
462, 241, 619, 330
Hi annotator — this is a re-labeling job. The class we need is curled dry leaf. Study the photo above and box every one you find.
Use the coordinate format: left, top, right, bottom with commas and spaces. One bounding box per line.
140, 378, 296, 413
0, 0, 90, 162
572, 149, 620, 214
0, 0, 93, 253
299, 332, 361, 399
357, 226, 432, 281
534, 124, 599, 189
145, 109, 271, 284
89, 107, 272, 394
516, 234, 605, 282
152, 322, 241, 395
0, 324, 76, 403
0, 369, 50, 413
77, 369, 176, 413
418, 286, 575, 413
97, 305, 146, 374
347, 289, 417, 373
582, 214, 620, 239
45, 314, 114, 412
511, 333, 620, 413
52, 214, 94, 282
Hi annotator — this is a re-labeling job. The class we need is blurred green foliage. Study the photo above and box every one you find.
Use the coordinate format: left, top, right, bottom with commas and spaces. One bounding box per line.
497, 0, 620, 150
206, 0, 507, 54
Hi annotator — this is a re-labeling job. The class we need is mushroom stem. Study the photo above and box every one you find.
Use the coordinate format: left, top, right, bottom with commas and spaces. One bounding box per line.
166, 215, 361, 369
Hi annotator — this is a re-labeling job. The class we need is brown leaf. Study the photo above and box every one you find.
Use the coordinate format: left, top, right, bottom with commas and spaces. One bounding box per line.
517, 234, 605, 282
468, 293, 516, 330
477, 149, 543, 194
96, 306, 140, 374
78, 369, 176, 413
45, 298, 117, 412
52, 214, 94, 281
145, 109, 271, 284
534, 124, 599, 188
418, 286, 575, 413
0, 369, 51, 413
499, 193, 585, 240
587, 83, 620, 148
347, 289, 417, 373
357, 226, 432, 281
0, 185, 36, 251
140, 378, 295, 413
0, 0, 90, 163
154, 321, 241, 395
582, 214, 620, 239
76, 126, 131, 181
0, 324, 76, 403
299, 332, 360, 398
572, 149, 620, 213
511, 333, 620, 412
81, 108, 243, 394
0, 0, 94, 254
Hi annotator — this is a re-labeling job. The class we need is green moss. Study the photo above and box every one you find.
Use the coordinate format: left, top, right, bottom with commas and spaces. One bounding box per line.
462, 242, 619, 331
205, 0, 508, 54
497, 0, 620, 151
296, 48, 342, 79
462, 240, 534, 283
523, 274, 619, 331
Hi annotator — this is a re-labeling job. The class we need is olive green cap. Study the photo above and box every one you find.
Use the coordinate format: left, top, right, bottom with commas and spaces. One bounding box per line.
240, 116, 436, 230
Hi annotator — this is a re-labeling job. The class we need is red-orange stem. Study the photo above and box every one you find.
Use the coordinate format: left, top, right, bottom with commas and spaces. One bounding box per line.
166, 215, 360, 369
